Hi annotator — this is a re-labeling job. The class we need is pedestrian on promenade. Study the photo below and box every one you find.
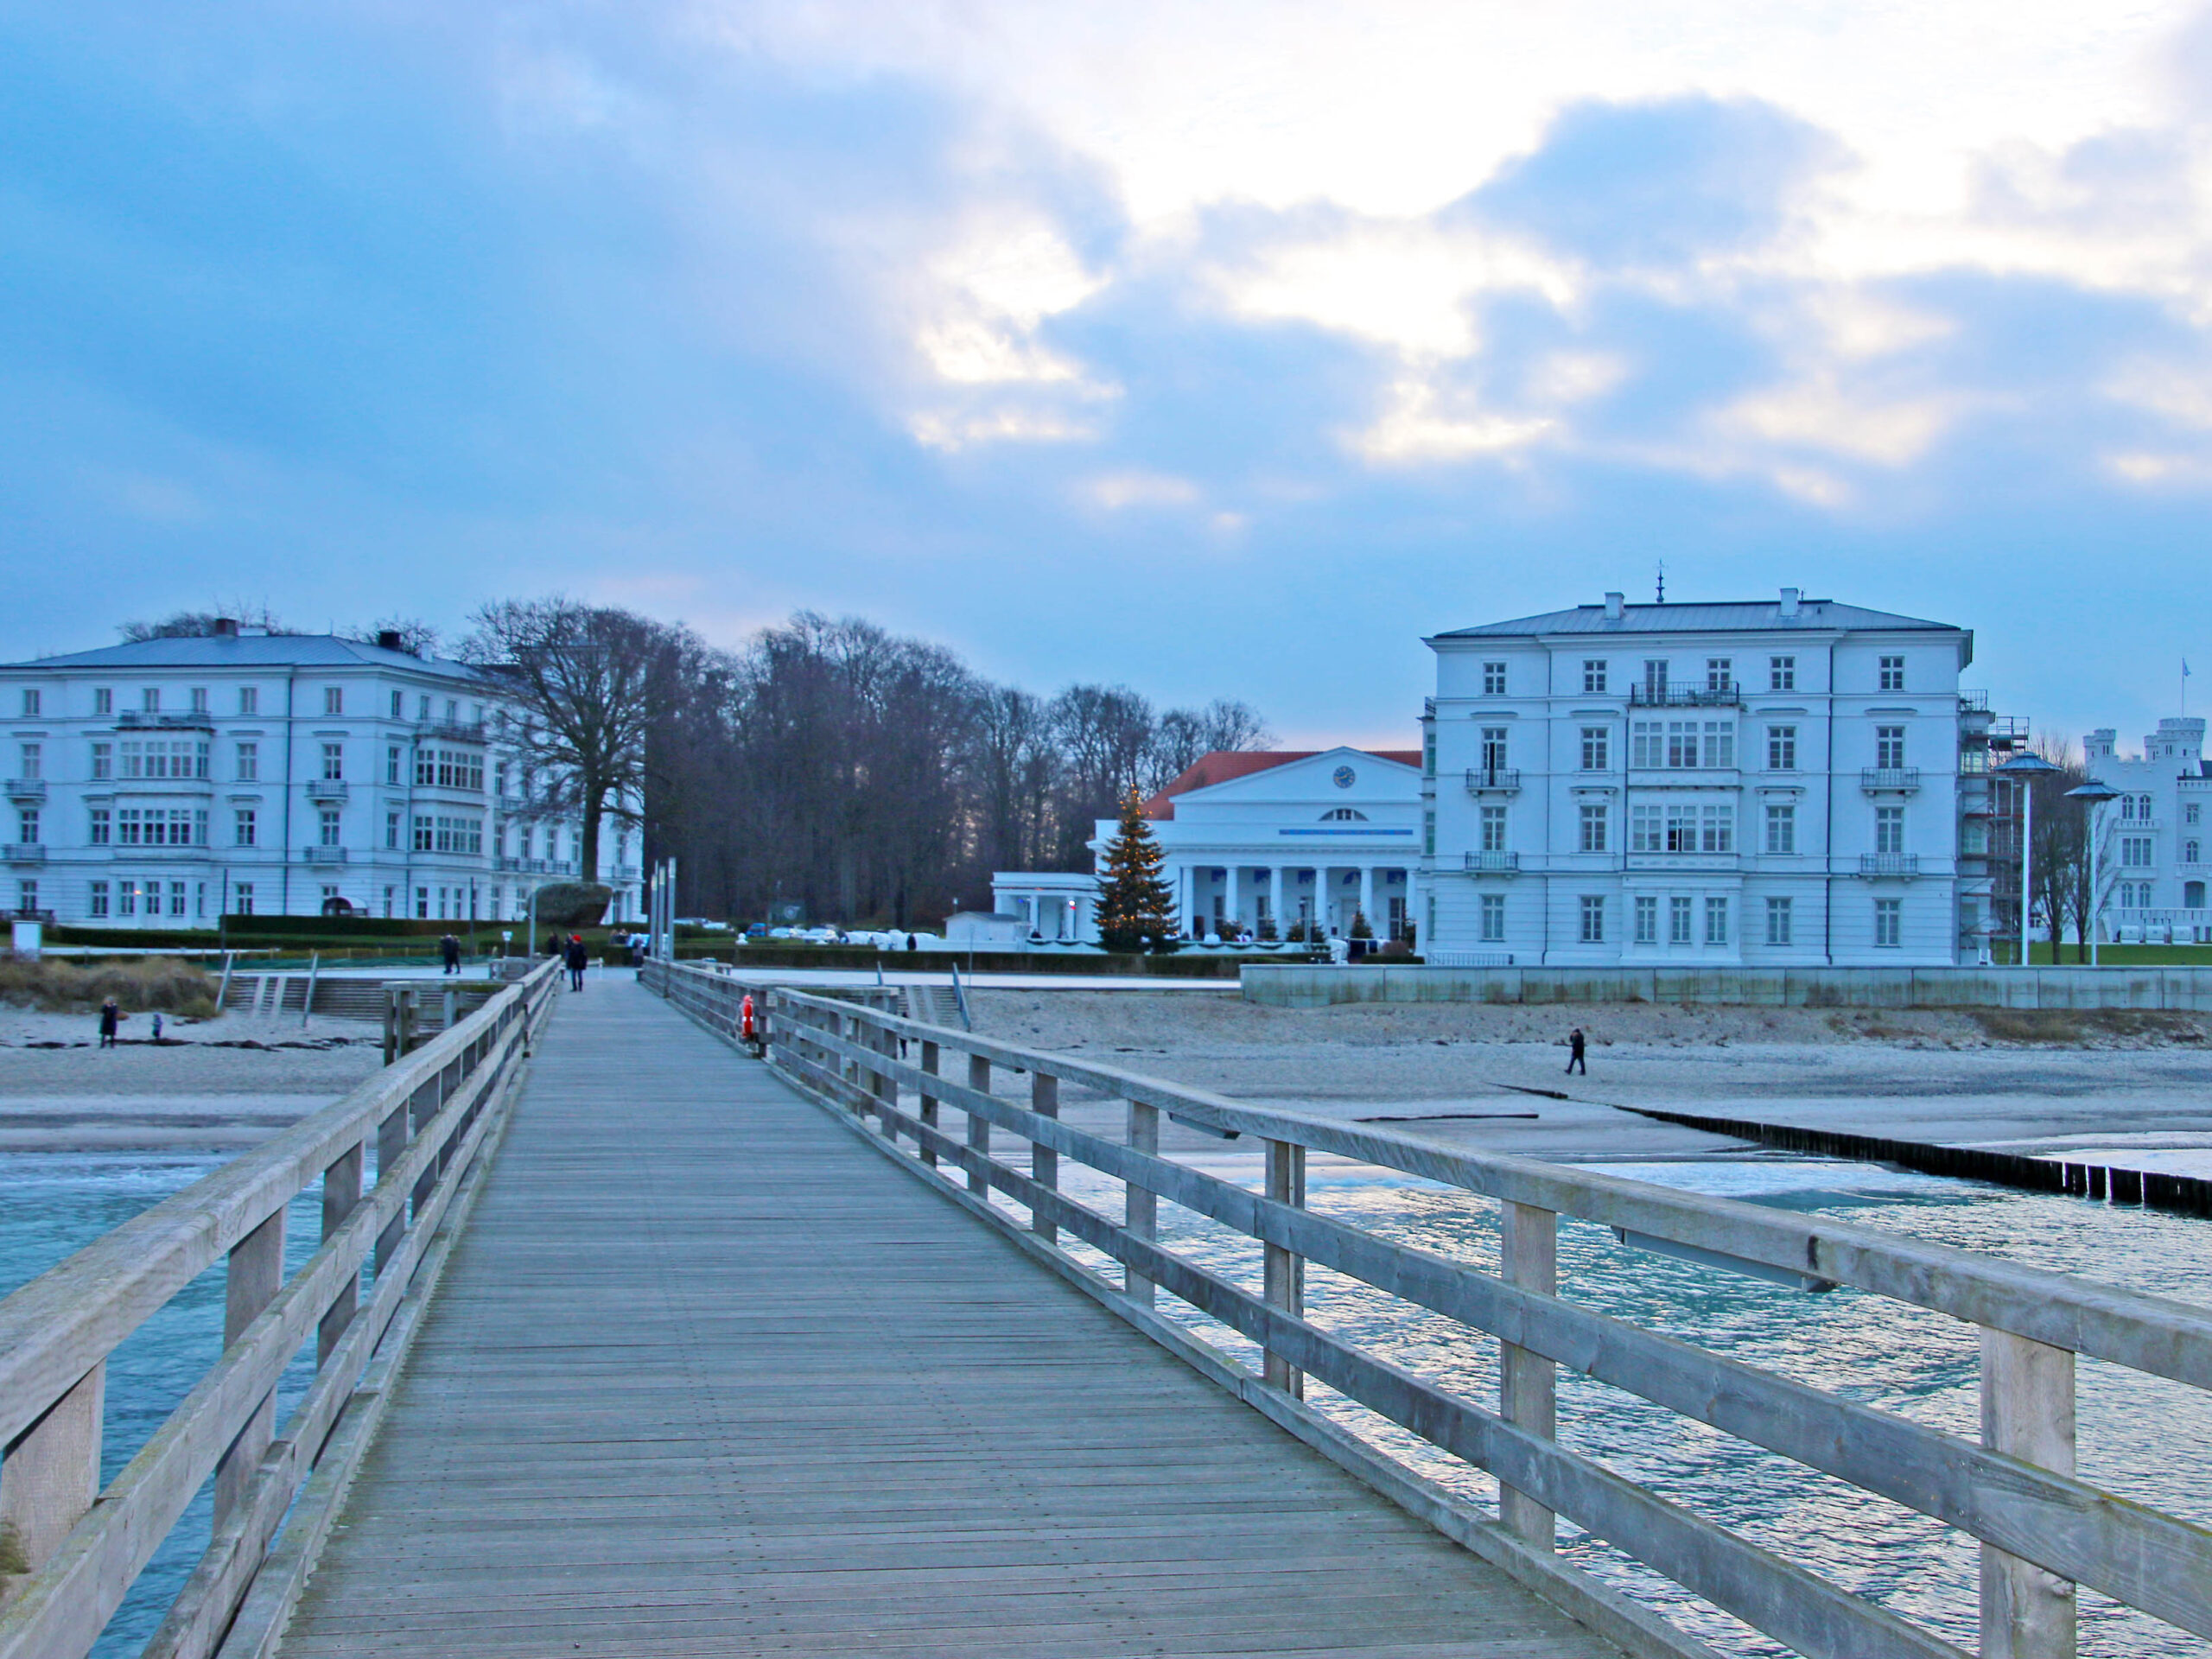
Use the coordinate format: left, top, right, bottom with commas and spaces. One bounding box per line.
440, 932, 461, 976
152, 1012, 165, 1044
1566, 1027, 1586, 1076
98, 998, 120, 1048
564, 933, 588, 992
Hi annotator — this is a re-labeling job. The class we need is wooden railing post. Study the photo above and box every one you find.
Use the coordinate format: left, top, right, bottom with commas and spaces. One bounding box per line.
1125, 1100, 1159, 1307
918, 1041, 940, 1167
1980, 1328, 2077, 1659
213, 1208, 285, 1528
871, 1020, 898, 1139
0, 1361, 104, 1599
373, 1096, 410, 1274
1263, 1139, 1306, 1397
966, 1053, 992, 1196
408, 1075, 442, 1221
1498, 1199, 1558, 1550
1030, 1071, 1058, 1243
317, 1141, 365, 1366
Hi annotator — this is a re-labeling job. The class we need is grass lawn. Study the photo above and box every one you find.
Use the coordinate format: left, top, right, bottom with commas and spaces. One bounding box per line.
1993, 942, 2212, 966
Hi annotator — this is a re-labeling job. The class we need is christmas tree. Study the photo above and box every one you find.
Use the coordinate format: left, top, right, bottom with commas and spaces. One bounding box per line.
1095, 786, 1179, 953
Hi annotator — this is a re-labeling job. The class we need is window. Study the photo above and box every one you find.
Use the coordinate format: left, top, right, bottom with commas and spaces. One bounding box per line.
445, 698, 459, 721
236, 741, 257, 782
1765, 802, 1796, 855
239, 686, 258, 715
142, 688, 160, 713
2189, 804, 2202, 826
1767, 726, 1797, 771
168, 880, 188, 918
321, 885, 340, 911
119, 739, 209, 779
1479, 728, 1508, 773
1669, 895, 1693, 944
1876, 805, 1905, 855
1580, 894, 1605, 944
417, 694, 431, 719
1769, 656, 1796, 692
323, 686, 344, 715
1705, 897, 1729, 945
416, 886, 430, 919
89, 881, 109, 918
2187, 841, 2202, 865
1706, 658, 1732, 694
386, 810, 402, 850
89, 807, 110, 845
2122, 836, 2155, 868
118, 880, 137, 918
384, 887, 397, 919
387, 745, 403, 785
1878, 655, 1904, 691
1874, 897, 1902, 947
391, 690, 404, 718
93, 688, 112, 715
189, 686, 208, 713
2188, 881, 2206, 909
17, 742, 39, 781
1422, 731, 1435, 777
1320, 807, 1369, 821
234, 882, 254, 916
90, 741, 111, 780
1480, 893, 1506, 942
235, 808, 257, 848
1765, 896, 1794, 946
1630, 804, 1661, 852
1703, 804, 1734, 853
1482, 661, 1507, 696
16, 808, 37, 843
1579, 803, 1608, 853
116, 807, 206, 846
1479, 804, 1507, 852
1633, 895, 1657, 944
1580, 727, 1610, 771
20, 689, 38, 716
414, 814, 435, 852
1582, 659, 1608, 694
16, 880, 35, 914
321, 742, 345, 781
414, 746, 486, 791
1876, 727, 1906, 769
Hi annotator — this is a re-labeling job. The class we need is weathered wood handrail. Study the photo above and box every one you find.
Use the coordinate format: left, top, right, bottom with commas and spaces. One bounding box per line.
0, 959, 561, 1659
639, 959, 2212, 1659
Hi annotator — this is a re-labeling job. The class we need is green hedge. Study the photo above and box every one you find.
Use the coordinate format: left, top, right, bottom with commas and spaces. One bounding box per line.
727, 944, 1317, 977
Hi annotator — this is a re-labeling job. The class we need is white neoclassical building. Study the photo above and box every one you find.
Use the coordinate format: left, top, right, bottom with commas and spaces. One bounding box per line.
0, 627, 642, 928
2082, 718, 2212, 943
1421, 589, 2010, 966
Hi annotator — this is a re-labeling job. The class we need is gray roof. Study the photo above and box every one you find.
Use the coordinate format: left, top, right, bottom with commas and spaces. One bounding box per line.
4, 633, 487, 682
1433, 599, 1962, 639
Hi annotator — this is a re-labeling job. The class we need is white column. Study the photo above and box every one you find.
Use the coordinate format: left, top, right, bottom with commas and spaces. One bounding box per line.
1359, 865, 1376, 929
1269, 866, 1285, 930
1224, 866, 1242, 932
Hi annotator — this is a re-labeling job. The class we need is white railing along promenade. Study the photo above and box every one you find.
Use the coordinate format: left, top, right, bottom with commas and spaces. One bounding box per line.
0, 960, 561, 1659
642, 957, 2212, 1659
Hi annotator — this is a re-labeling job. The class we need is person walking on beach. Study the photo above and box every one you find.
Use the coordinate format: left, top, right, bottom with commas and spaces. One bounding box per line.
98, 998, 120, 1048
440, 932, 461, 976
1566, 1027, 1586, 1076
564, 933, 588, 992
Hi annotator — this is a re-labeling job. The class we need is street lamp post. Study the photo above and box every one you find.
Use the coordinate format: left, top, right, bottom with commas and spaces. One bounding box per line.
2067, 779, 2121, 967
1999, 753, 2060, 967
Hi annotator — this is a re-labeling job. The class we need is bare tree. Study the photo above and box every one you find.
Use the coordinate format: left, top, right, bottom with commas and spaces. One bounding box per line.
119, 603, 288, 640
2026, 740, 2091, 963
461, 598, 671, 887
349, 615, 442, 658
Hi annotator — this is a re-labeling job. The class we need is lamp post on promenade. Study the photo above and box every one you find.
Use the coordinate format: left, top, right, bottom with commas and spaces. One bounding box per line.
2067, 779, 2121, 967
1999, 752, 2060, 967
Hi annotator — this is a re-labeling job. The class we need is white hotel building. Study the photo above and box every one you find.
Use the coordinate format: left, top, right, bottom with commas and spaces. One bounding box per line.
2082, 717, 2212, 943
1421, 590, 2005, 966
0, 629, 642, 928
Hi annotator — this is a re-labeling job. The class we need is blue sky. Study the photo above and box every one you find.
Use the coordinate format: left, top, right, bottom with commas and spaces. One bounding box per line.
3, 2, 2209, 751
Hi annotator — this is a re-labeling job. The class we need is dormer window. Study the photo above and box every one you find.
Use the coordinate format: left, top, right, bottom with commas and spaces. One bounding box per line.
1320, 808, 1369, 822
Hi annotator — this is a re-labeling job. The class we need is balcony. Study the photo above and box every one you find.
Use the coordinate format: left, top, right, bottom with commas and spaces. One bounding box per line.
1463, 767, 1522, 794
614, 864, 642, 882
2, 843, 45, 863
1861, 767, 1921, 792
1859, 853, 1921, 877
304, 846, 350, 865
1986, 716, 2031, 744
1462, 850, 1520, 874
417, 720, 487, 744
1630, 680, 1741, 708
117, 710, 215, 731
1627, 853, 1739, 872
1959, 690, 1991, 714
5, 778, 46, 801
139, 842, 212, 858
307, 779, 350, 802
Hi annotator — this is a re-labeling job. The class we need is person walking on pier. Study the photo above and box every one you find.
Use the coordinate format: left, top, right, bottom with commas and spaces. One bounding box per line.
564, 933, 588, 993
440, 932, 461, 976
1566, 1027, 1586, 1076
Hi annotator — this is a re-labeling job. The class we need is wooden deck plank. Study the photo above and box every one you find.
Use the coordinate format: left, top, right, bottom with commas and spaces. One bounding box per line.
273, 978, 1618, 1659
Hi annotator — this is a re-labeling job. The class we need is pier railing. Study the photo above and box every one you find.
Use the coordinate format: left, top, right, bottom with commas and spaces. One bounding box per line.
642, 959, 2212, 1659
0, 959, 560, 1659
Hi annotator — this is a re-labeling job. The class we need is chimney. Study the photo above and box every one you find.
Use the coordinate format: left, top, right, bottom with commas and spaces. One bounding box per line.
376, 629, 404, 652
213, 616, 239, 637
1778, 587, 1801, 619
1603, 591, 1624, 620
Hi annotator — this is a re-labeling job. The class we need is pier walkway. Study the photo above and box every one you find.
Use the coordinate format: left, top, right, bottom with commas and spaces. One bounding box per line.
274, 980, 1611, 1658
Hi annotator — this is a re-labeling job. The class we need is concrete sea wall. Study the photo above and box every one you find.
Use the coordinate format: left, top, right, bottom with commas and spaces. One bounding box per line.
1241, 963, 2212, 1010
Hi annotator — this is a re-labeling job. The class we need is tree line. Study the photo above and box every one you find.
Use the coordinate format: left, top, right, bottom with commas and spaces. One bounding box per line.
119, 601, 1272, 927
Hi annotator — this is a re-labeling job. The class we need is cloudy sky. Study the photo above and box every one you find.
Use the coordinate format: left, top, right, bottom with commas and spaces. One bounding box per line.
4, 2, 2210, 749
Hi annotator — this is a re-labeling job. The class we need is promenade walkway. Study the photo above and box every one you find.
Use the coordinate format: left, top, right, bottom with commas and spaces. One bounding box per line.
274, 976, 1613, 1658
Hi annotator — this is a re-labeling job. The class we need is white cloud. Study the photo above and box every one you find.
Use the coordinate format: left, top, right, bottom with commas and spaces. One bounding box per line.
1713, 379, 1969, 467
1350, 375, 1555, 464
1084, 470, 1201, 509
